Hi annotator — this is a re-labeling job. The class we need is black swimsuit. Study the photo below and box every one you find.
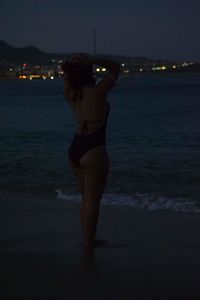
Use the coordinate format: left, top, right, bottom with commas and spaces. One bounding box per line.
68, 102, 110, 165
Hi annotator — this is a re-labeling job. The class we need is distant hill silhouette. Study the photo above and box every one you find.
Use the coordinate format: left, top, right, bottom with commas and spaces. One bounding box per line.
0, 41, 152, 64
0, 41, 68, 63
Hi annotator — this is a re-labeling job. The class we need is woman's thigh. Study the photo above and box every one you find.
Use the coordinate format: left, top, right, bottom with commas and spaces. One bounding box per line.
80, 146, 109, 201
69, 160, 85, 197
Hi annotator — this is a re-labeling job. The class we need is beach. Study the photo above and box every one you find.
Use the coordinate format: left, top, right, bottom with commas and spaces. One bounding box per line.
1, 191, 200, 300
1, 75, 200, 299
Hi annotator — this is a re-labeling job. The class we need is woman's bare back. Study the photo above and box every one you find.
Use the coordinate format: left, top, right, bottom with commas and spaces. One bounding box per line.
67, 86, 108, 135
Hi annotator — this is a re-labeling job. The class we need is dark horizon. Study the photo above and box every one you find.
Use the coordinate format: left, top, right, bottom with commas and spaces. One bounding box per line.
1, 0, 200, 61
1, 40, 199, 63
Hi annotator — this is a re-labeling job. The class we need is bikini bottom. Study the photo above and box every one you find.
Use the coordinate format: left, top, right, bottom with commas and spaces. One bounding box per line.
68, 126, 106, 165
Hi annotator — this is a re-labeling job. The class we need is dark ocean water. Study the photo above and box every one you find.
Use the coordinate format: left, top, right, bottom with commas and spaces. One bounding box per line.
1, 74, 200, 212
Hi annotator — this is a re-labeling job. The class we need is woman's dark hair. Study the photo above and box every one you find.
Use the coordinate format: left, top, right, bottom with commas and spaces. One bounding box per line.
61, 60, 95, 91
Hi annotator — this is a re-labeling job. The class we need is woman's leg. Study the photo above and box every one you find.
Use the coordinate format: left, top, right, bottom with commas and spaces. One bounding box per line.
69, 160, 85, 237
69, 159, 103, 240
79, 146, 109, 247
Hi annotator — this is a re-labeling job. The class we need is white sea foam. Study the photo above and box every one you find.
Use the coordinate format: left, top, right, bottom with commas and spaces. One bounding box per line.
55, 190, 200, 213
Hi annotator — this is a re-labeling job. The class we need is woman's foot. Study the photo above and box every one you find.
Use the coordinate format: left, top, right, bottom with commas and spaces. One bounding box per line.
93, 239, 108, 247
83, 239, 108, 248
80, 245, 96, 273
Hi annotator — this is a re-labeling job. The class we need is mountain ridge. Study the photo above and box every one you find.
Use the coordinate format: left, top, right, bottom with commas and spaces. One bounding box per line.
0, 40, 152, 64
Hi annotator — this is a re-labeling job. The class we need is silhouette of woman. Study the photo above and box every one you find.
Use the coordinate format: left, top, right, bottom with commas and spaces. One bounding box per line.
61, 54, 120, 249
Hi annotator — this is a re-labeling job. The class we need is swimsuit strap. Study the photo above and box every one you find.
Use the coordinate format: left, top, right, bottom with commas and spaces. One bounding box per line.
79, 119, 105, 125
79, 119, 104, 134
79, 102, 110, 125
79, 102, 110, 134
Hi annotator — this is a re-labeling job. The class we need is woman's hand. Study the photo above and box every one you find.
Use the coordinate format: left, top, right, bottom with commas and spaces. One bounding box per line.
68, 54, 94, 66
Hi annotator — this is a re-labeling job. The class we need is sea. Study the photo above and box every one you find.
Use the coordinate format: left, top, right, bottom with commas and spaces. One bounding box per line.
1, 73, 200, 213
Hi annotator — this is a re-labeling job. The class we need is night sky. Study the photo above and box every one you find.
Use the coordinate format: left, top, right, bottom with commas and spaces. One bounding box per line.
1, 0, 200, 60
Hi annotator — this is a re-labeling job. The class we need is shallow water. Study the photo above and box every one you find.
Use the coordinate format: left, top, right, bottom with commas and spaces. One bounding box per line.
1, 74, 200, 212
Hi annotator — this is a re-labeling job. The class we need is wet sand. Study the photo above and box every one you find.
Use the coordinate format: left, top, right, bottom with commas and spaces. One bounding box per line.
1, 192, 200, 299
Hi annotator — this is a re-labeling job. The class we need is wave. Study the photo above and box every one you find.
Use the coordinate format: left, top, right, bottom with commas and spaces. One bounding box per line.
55, 190, 200, 213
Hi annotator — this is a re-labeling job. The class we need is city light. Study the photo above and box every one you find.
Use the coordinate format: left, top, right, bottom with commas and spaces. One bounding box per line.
30, 75, 41, 79
1, 51, 198, 81
182, 62, 189, 67
152, 66, 167, 71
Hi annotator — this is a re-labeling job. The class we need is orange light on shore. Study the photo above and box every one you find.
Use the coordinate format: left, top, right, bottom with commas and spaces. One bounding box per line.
29, 75, 41, 79
19, 75, 27, 79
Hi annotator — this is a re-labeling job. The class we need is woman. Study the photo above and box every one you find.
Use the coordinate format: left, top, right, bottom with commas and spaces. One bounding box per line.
62, 54, 120, 249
